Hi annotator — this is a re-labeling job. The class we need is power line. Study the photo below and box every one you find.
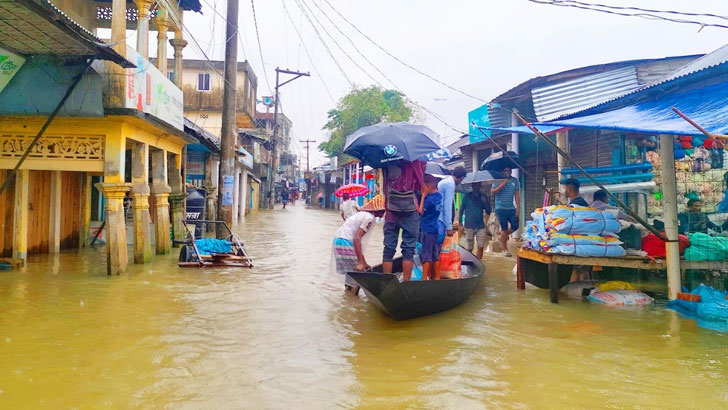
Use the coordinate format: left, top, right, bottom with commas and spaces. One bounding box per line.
290, 0, 353, 86
281, 0, 337, 103
300, 0, 466, 136
199, 0, 249, 60
550, 0, 728, 22
526, 0, 728, 30
251, 0, 274, 94
321, 0, 487, 103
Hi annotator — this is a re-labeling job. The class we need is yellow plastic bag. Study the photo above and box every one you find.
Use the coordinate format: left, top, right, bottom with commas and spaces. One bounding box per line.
598, 281, 634, 292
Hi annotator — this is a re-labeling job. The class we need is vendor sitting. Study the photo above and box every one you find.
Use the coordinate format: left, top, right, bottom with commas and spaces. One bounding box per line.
678, 199, 728, 234
563, 178, 589, 207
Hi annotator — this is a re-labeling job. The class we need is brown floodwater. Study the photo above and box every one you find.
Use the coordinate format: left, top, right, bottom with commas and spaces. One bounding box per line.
1, 201, 727, 409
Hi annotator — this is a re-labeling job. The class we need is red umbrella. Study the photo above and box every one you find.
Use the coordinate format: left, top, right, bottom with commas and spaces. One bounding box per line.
335, 183, 369, 198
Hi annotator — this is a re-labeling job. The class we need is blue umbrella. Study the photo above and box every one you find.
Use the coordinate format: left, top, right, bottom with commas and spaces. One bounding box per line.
480, 151, 520, 171
343, 122, 442, 168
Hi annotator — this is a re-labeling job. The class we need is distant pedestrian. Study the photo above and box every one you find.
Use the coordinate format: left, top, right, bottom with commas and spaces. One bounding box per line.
281, 188, 290, 209
563, 178, 588, 207
340, 192, 360, 221
418, 174, 443, 280
491, 166, 520, 257
459, 182, 491, 259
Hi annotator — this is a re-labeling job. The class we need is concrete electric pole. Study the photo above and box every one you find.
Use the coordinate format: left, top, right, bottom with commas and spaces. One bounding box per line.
300, 139, 315, 172
267, 67, 310, 209
217, 0, 239, 230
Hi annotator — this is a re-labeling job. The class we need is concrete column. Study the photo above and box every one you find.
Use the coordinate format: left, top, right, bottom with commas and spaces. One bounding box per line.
95, 183, 131, 275
79, 173, 92, 248
556, 130, 569, 183
659, 134, 681, 300
170, 37, 187, 87
131, 142, 152, 263
239, 170, 248, 221
49, 171, 62, 253
232, 170, 240, 227
110, 0, 127, 55
13, 170, 29, 263
151, 149, 171, 254
134, 0, 153, 59
155, 7, 169, 76
167, 152, 186, 246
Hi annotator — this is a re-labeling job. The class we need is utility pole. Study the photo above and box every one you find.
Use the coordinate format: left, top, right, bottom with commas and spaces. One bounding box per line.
300, 139, 315, 172
217, 0, 239, 229
268, 67, 310, 209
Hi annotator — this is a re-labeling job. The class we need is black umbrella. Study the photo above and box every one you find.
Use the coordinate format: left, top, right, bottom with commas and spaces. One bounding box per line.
481, 151, 520, 171
343, 122, 442, 168
461, 170, 505, 185
425, 162, 450, 178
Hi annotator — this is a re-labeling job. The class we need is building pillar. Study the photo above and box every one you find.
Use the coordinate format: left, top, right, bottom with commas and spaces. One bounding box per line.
151, 149, 171, 254
95, 183, 131, 275
232, 169, 240, 227
239, 170, 248, 222
155, 6, 169, 76
170, 36, 187, 87
13, 170, 29, 263
131, 142, 152, 263
110, 0, 126, 55
134, 0, 153, 59
556, 130, 569, 183
167, 153, 186, 246
49, 171, 62, 253
79, 173, 92, 248
659, 134, 681, 300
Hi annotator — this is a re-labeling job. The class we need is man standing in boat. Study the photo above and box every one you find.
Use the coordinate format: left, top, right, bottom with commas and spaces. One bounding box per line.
382, 160, 425, 281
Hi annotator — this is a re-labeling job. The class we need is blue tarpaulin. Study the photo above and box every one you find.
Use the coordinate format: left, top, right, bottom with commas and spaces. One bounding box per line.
536, 82, 728, 136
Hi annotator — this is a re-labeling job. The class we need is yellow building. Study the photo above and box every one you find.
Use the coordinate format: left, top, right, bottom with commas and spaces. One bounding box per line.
0, 0, 201, 274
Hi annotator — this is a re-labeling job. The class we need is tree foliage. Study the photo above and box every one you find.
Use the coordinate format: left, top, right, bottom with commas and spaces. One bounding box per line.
318, 86, 414, 158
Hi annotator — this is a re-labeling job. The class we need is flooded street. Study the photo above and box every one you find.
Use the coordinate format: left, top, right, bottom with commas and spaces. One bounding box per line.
1, 202, 727, 409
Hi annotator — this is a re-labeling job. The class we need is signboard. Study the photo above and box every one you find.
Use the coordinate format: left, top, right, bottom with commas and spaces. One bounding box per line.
125, 46, 184, 130
0, 47, 25, 95
221, 175, 234, 206
468, 104, 491, 143
186, 150, 206, 179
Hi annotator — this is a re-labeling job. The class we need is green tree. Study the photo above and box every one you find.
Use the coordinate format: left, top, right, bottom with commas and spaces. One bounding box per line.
319, 86, 414, 158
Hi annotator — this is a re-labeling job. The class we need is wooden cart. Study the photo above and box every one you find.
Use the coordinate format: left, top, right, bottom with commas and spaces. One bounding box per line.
177, 220, 253, 268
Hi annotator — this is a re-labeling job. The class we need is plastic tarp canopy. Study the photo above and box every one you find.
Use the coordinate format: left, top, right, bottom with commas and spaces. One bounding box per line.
536, 82, 728, 136
479, 125, 566, 135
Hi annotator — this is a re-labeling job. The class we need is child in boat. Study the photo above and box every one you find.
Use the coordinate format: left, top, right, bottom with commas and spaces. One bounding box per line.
418, 174, 443, 280
332, 195, 386, 295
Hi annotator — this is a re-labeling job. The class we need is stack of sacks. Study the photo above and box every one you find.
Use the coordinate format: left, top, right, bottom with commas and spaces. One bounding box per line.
524, 205, 625, 257
684, 232, 728, 261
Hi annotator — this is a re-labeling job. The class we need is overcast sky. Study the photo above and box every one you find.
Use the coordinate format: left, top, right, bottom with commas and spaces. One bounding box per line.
176, 0, 728, 167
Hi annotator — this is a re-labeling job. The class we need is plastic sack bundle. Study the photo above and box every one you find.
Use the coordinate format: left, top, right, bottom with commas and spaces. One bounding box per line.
667, 284, 728, 332
684, 232, 728, 261
588, 289, 654, 306
531, 205, 621, 236
195, 238, 232, 255
549, 243, 626, 257
535, 233, 626, 257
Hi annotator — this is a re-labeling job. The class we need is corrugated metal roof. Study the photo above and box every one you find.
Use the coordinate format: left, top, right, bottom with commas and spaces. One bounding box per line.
649, 43, 728, 87
532, 66, 641, 121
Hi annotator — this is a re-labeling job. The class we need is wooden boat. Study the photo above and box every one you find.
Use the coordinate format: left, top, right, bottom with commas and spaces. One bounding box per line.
347, 248, 484, 320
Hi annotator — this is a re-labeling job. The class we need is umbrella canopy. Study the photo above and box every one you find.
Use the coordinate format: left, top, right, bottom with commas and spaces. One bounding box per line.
481, 151, 520, 171
335, 183, 369, 198
343, 122, 442, 168
461, 170, 506, 185
423, 148, 452, 162
424, 162, 450, 178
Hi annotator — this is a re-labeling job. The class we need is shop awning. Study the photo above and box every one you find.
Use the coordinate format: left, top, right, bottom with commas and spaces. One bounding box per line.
1, 0, 134, 67
536, 82, 728, 136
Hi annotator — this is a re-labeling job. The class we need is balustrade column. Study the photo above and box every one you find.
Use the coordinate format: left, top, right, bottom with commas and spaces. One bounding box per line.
134, 0, 154, 59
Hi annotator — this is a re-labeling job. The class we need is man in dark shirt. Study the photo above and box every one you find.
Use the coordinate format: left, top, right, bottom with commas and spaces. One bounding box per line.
563, 178, 589, 207
459, 183, 491, 259
678, 199, 727, 234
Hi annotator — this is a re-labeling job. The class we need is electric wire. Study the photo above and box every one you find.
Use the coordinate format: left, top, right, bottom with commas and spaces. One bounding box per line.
251, 0, 274, 94
526, 0, 728, 30
320, 0, 487, 103
550, 0, 728, 22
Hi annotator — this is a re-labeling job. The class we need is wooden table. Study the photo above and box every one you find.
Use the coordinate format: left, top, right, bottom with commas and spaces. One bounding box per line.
516, 248, 667, 303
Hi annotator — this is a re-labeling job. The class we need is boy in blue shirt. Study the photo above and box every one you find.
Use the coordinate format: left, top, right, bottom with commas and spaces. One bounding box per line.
418, 174, 443, 280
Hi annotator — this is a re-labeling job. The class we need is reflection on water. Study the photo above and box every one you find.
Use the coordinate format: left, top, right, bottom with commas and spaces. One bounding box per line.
0, 202, 726, 409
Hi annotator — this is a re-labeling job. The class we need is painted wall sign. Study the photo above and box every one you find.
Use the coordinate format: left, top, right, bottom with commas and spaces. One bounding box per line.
0, 47, 25, 95
125, 46, 184, 130
222, 175, 234, 206
468, 104, 491, 143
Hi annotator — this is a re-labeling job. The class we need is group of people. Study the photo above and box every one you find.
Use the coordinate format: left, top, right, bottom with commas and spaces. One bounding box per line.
332, 160, 526, 295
